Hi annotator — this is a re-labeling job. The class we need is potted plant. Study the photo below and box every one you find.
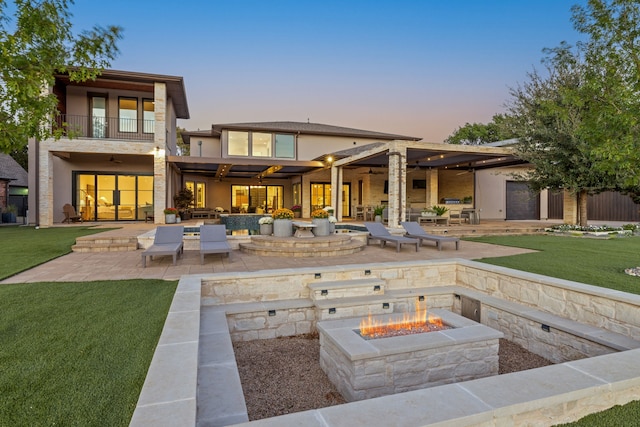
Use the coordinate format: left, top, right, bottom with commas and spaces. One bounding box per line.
323, 206, 334, 215
291, 205, 302, 218
431, 205, 449, 216
173, 187, 194, 220
311, 208, 330, 236
164, 207, 178, 224
272, 208, 294, 237
373, 205, 384, 222
421, 207, 437, 217
2, 205, 17, 223
258, 216, 274, 235
463, 196, 473, 204
328, 215, 337, 234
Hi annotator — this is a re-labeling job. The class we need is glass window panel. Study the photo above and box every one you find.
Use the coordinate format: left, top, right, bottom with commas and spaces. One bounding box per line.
252, 132, 272, 157
119, 97, 138, 133
275, 134, 294, 158
91, 96, 106, 138
143, 99, 154, 133
196, 182, 206, 208
228, 131, 249, 156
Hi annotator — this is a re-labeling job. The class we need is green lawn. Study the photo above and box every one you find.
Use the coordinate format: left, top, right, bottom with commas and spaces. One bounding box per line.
0, 226, 115, 281
467, 234, 640, 294
0, 279, 177, 427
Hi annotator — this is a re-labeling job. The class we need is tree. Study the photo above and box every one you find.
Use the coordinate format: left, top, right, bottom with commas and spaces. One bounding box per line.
571, 0, 640, 191
444, 114, 517, 145
176, 127, 190, 156
506, 44, 615, 226
506, 0, 640, 226
0, 0, 122, 153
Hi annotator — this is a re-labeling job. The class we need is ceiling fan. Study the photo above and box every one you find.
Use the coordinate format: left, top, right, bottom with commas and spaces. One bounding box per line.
456, 168, 474, 176
359, 167, 385, 175
109, 155, 122, 164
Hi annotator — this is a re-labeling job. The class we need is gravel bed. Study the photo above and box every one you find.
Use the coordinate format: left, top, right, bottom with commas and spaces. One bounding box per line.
233, 335, 554, 421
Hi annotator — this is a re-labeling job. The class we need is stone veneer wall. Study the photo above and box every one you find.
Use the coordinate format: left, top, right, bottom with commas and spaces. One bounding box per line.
320, 336, 500, 402
200, 262, 458, 306
484, 306, 615, 363
227, 307, 315, 342
456, 262, 640, 341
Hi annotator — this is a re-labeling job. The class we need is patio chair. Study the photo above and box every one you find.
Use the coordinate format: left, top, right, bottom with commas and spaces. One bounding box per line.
364, 222, 419, 253
448, 209, 468, 225
62, 204, 82, 223
141, 226, 184, 268
401, 221, 460, 251
200, 224, 231, 264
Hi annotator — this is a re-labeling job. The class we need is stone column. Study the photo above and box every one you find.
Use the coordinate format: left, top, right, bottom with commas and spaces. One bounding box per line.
427, 168, 439, 207
154, 82, 167, 224
38, 148, 54, 227
387, 143, 407, 227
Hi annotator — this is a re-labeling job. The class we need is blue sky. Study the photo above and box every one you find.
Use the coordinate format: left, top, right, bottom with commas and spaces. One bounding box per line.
69, 0, 584, 142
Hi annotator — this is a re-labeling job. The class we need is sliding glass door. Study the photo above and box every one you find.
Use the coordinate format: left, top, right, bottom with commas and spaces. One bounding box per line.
75, 172, 153, 221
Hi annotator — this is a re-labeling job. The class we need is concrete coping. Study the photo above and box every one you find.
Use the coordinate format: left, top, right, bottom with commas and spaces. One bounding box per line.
308, 278, 385, 291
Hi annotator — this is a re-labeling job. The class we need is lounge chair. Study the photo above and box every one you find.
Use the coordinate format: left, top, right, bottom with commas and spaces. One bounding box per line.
62, 204, 82, 223
141, 226, 184, 268
401, 221, 460, 251
364, 222, 419, 253
200, 224, 232, 264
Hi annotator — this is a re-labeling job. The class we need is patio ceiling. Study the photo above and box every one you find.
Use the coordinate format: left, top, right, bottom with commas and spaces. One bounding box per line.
168, 143, 524, 180
168, 156, 327, 180
330, 142, 525, 172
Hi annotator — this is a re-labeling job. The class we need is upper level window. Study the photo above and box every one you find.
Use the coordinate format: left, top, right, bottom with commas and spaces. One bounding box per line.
228, 131, 249, 156
275, 134, 294, 158
119, 97, 137, 133
252, 132, 272, 157
227, 131, 295, 159
143, 99, 154, 133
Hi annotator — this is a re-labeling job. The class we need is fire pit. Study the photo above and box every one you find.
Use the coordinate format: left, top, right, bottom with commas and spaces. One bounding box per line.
318, 308, 503, 402
358, 300, 452, 339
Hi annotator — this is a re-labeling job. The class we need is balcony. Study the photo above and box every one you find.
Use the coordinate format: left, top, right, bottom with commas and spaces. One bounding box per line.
55, 115, 155, 141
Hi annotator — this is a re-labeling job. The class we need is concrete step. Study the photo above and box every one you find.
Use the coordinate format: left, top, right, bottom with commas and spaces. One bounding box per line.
308, 278, 385, 301
239, 238, 365, 257
72, 236, 138, 252
247, 234, 354, 248
314, 294, 396, 321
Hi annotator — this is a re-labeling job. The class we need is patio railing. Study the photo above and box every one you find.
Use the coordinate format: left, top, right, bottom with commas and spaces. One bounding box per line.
54, 114, 155, 141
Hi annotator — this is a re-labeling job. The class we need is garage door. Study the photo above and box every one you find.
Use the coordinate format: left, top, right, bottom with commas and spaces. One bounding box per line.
506, 181, 540, 220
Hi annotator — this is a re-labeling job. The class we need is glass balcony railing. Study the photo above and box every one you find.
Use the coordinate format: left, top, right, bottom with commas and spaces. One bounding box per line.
54, 114, 155, 141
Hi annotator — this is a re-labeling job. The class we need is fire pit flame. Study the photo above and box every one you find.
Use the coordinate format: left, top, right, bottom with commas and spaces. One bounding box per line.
359, 299, 449, 339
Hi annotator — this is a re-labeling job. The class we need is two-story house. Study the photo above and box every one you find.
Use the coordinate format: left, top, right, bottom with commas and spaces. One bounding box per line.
28, 70, 189, 227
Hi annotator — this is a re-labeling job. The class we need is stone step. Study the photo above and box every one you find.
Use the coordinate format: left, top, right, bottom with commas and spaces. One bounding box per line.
239, 239, 365, 257
314, 294, 396, 321
247, 234, 354, 248
72, 236, 138, 252
308, 278, 385, 301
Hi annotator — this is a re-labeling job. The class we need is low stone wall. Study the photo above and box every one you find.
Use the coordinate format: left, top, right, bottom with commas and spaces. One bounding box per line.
457, 260, 640, 341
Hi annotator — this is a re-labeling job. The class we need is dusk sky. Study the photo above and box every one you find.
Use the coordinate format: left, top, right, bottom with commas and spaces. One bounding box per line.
70, 0, 585, 142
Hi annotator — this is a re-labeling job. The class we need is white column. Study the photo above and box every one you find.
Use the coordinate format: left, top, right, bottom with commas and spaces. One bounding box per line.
331, 165, 343, 220
154, 82, 167, 224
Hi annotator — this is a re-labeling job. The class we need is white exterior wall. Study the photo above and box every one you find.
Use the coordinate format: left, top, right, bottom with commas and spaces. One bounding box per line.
475, 166, 534, 220
190, 136, 220, 158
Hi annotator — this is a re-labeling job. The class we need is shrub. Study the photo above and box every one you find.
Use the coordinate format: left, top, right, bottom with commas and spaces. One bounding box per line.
290, 205, 302, 212
311, 209, 329, 219
272, 208, 294, 220
163, 208, 178, 215
258, 216, 274, 224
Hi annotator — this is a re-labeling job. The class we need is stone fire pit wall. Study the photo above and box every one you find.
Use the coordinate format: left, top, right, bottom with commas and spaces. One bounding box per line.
318, 309, 503, 402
